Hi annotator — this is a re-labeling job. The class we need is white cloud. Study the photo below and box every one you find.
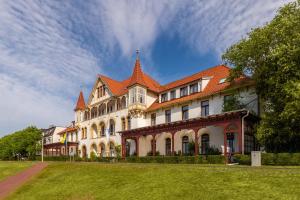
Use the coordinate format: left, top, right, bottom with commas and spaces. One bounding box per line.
0, 0, 291, 136
173, 0, 291, 56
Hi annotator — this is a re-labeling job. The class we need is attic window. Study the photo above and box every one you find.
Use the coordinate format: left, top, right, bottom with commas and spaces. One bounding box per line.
219, 78, 226, 84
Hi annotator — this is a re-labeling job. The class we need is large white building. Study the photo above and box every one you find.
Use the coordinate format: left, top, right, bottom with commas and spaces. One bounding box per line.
74, 52, 259, 159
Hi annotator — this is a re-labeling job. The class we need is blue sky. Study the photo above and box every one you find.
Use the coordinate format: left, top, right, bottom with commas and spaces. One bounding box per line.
0, 0, 291, 136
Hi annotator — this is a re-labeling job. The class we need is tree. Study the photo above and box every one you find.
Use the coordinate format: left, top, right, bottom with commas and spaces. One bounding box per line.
0, 126, 42, 160
222, 94, 244, 112
222, 1, 300, 152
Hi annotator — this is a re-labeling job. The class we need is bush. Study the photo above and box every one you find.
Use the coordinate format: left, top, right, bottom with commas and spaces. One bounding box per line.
233, 154, 251, 165
205, 146, 222, 155
206, 155, 225, 164
262, 153, 300, 166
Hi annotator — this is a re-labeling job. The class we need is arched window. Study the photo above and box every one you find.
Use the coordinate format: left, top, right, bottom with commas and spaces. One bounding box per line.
182, 136, 189, 155
100, 143, 105, 157
98, 103, 106, 116
201, 134, 209, 155
165, 138, 171, 156
91, 107, 97, 118
91, 124, 97, 139
110, 142, 115, 157
121, 96, 126, 109
107, 100, 115, 113
127, 116, 131, 130
84, 110, 90, 120
99, 122, 105, 137
109, 119, 115, 135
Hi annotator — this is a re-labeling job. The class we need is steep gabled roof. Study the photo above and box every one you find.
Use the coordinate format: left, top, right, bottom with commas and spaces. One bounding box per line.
128, 59, 148, 88
74, 91, 85, 111
97, 57, 161, 96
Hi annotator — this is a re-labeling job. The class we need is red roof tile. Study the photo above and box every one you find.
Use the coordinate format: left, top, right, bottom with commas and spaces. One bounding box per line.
147, 69, 254, 112
74, 91, 85, 111
57, 126, 78, 135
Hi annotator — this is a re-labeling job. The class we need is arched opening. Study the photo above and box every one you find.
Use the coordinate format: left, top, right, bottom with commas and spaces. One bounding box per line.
100, 143, 106, 157
165, 138, 171, 156
125, 139, 136, 157
91, 143, 97, 155
117, 98, 121, 110
121, 96, 126, 109
99, 122, 105, 137
109, 142, 115, 157
91, 107, 97, 118
82, 145, 87, 158
182, 136, 189, 155
91, 124, 98, 139
84, 110, 90, 120
201, 134, 209, 155
107, 100, 115, 113
109, 119, 115, 136
98, 103, 106, 116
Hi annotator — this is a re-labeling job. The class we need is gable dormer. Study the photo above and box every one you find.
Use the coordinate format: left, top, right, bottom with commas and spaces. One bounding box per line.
88, 77, 111, 106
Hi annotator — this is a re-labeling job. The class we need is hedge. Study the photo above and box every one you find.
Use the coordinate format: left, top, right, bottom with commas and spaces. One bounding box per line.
125, 155, 225, 164
233, 153, 300, 166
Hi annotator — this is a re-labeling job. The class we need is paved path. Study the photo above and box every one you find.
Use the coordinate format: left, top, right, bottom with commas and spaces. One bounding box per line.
0, 162, 48, 200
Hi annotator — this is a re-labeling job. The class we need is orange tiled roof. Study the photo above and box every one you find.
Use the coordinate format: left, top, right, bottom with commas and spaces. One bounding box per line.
74, 91, 85, 111
98, 58, 161, 96
57, 126, 78, 135
147, 66, 254, 112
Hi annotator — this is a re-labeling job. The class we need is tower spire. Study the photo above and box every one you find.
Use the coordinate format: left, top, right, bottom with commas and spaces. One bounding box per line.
136, 49, 140, 60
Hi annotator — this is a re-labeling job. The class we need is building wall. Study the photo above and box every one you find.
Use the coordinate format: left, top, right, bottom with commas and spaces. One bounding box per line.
76, 80, 257, 158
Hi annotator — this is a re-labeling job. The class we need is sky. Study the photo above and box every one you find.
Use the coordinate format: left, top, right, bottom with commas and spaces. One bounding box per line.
0, 0, 291, 136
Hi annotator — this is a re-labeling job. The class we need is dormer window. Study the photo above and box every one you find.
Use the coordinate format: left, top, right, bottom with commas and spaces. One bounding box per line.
138, 88, 145, 104
161, 93, 168, 102
190, 83, 198, 94
130, 88, 137, 104
180, 86, 188, 97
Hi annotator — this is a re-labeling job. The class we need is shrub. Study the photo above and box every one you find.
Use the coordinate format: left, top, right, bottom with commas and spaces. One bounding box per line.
233, 154, 251, 165
205, 146, 222, 155
206, 155, 225, 164
90, 152, 97, 161
262, 153, 300, 166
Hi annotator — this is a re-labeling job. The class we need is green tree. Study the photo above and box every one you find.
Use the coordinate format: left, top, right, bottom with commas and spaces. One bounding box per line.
222, 1, 300, 152
222, 94, 244, 112
0, 126, 42, 160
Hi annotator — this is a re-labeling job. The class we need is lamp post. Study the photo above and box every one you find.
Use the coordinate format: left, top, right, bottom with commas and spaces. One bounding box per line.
41, 132, 44, 162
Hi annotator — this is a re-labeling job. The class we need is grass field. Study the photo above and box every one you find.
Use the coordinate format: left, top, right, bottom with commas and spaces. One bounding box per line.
0, 161, 34, 181
6, 162, 300, 200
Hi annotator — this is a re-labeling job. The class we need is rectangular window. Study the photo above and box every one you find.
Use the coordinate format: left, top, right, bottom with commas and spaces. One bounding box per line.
170, 90, 176, 100
180, 86, 188, 97
130, 88, 136, 104
201, 100, 209, 116
182, 105, 189, 120
190, 83, 198, 94
151, 113, 156, 126
122, 118, 126, 131
138, 88, 145, 104
165, 110, 171, 123
161, 93, 168, 102
97, 87, 100, 98
127, 117, 131, 130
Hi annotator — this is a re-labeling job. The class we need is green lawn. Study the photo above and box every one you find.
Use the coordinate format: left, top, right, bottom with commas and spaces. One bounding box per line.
7, 162, 300, 200
0, 161, 34, 181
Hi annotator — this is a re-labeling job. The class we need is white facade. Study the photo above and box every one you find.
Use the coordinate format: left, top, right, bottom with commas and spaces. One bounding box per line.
75, 64, 258, 158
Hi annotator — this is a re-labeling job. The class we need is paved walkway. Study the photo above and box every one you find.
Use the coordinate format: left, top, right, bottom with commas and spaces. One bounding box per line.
0, 162, 48, 200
